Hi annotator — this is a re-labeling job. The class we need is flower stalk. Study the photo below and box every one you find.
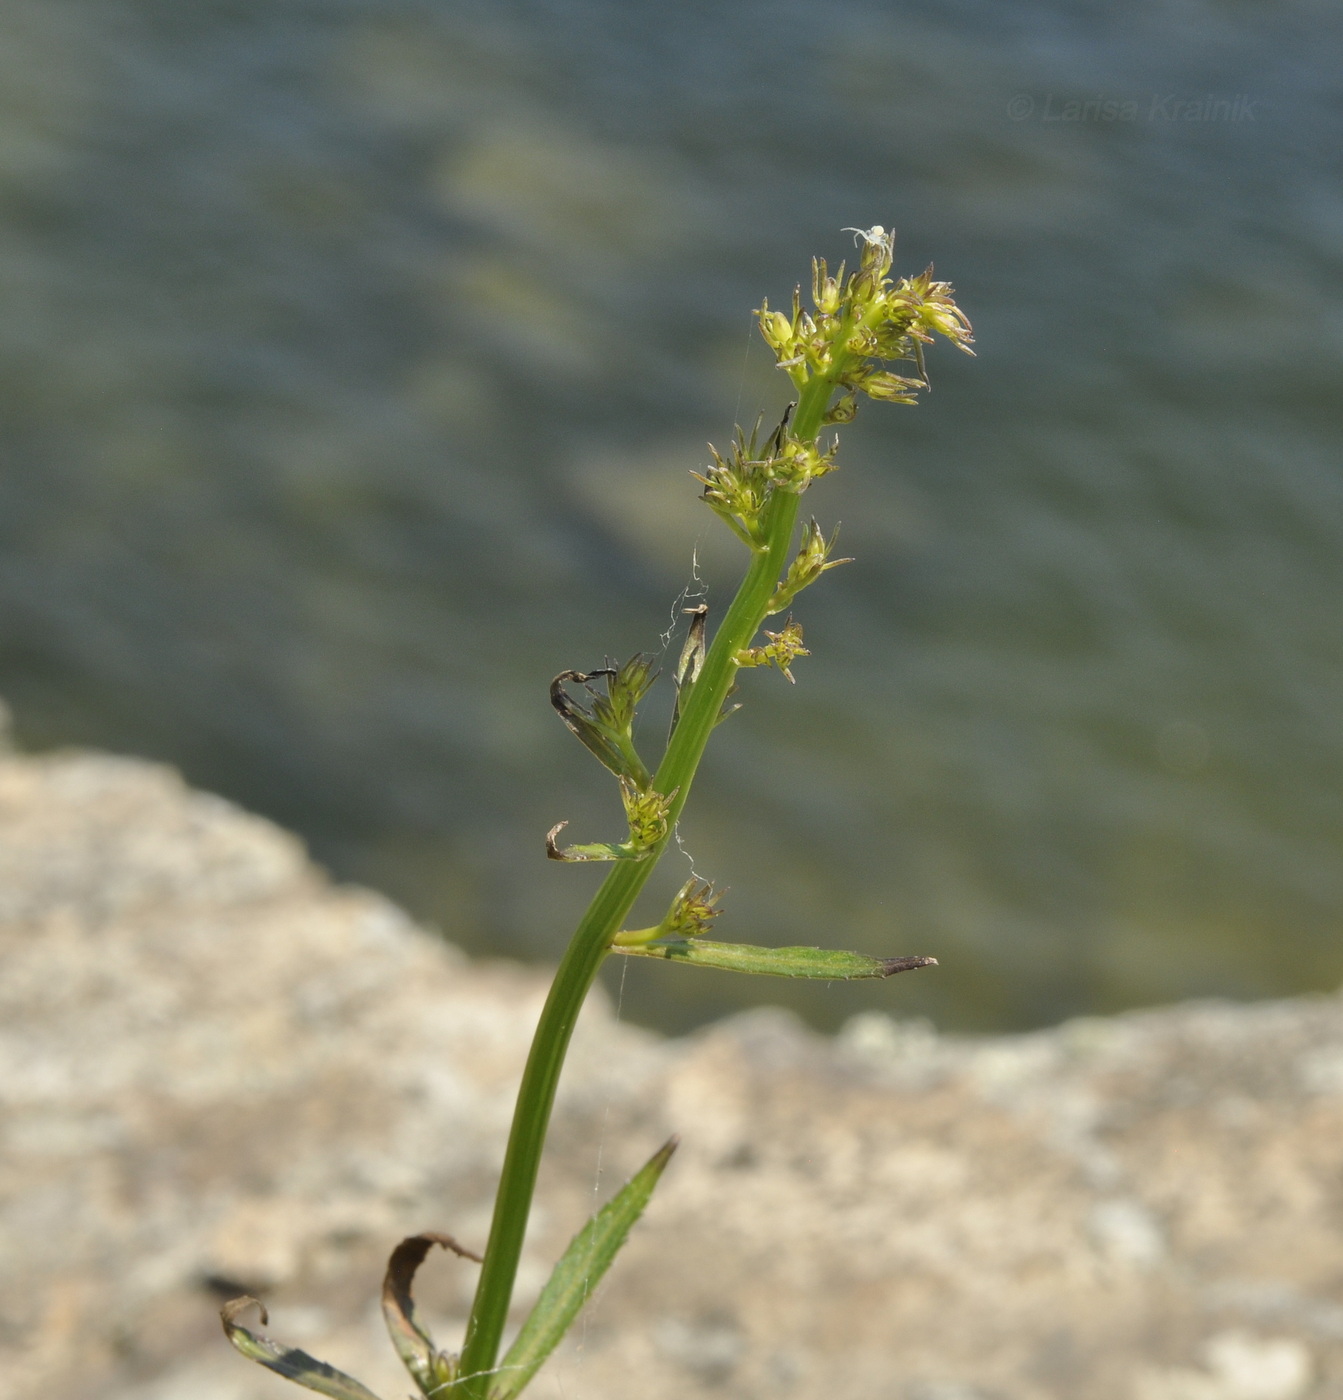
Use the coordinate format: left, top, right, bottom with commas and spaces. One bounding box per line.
455, 228, 970, 1398
221, 226, 972, 1400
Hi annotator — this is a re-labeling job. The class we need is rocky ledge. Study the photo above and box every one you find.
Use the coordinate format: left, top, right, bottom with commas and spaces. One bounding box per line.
2, 746, 1342, 1400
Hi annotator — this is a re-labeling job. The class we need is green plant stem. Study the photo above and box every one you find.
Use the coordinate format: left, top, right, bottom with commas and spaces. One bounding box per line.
455, 369, 842, 1398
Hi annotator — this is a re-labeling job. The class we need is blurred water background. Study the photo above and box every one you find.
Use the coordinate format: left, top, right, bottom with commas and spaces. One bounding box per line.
1, 0, 1340, 1035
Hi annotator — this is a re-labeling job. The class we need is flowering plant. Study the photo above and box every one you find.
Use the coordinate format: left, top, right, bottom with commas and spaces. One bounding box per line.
222, 227, 973, 1400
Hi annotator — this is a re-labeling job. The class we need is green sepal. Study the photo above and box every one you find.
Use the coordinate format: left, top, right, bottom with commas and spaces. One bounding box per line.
221, 1297, 385, 1400
612, 939, 937, 980
487, 1137, 678, 1400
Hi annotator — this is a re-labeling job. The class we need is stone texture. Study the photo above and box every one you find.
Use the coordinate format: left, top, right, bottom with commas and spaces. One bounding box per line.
1, 746, 1342, 1400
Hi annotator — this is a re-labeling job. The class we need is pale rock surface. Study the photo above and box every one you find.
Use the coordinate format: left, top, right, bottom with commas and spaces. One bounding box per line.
2, 747, 1342, 1400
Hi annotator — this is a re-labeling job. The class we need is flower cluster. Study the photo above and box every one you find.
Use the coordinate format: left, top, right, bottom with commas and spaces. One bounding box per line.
549, 656, 656, 790
547, 656, 674, 860
614, 877, 723, 947
695, 417, 840, 550
735, 617, 809, 683
693, 420, 776, 549
700, 228, 971, 564
545, 780, 674, 863
619, 779, 675, 850
757, 226, 974, 401
768, 518, 852, 615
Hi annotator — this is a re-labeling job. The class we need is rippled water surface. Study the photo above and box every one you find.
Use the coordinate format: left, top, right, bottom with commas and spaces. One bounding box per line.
1, 0, 1340, 1033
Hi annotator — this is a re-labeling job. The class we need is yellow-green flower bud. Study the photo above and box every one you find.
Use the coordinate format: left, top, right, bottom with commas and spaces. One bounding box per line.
811, 257, 845, 316
858, 370, 925, 404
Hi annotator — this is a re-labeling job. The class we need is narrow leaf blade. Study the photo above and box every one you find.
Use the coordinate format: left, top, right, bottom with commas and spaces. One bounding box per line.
612, 939, 937, 980
544, 823, 647, 863
489, 1137, 678, 1400
221, 1297, 385, 1400
382, 1233, 481, 1396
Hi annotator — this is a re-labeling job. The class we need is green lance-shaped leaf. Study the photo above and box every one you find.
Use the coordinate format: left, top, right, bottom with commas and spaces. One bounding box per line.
383, 1233, 482, 1397
487, 1137, 678, 1400
613, 939, 938, 980
221, 1297, 385, 1400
